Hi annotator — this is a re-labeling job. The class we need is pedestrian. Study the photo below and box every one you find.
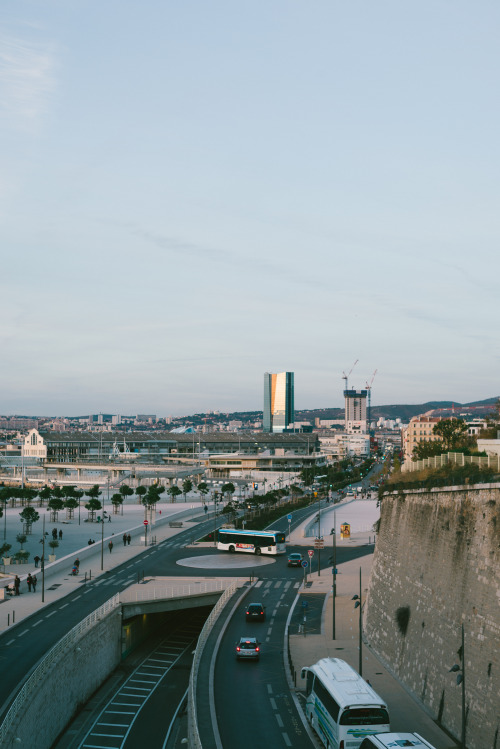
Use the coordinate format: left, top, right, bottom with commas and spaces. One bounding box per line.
74, 557, 80, 571
88, 538, 93, 545
52, 528, 57, 540
34, 555, 40, 568
14, 575, 20, 596
32, 575, 37, 592
127, 534, 131, 545
108, 540, 113, 553
27, 573, 33, 592
59, 529, 63, 540
123, 533, 127, 546
204, 504, 208, 514
108, 514, 111, 522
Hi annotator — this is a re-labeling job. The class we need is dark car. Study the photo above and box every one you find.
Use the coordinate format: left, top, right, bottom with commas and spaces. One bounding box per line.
287, 552, 303, 567
246, 602, 266, 621
236, 636, 260, 659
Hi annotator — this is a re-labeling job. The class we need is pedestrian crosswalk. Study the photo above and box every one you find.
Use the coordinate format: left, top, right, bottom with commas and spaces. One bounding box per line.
254, 579, 300, 589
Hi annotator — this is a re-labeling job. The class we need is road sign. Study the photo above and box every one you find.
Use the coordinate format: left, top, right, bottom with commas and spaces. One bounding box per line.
287, 514, 292, 521
308, 549, 314, 557
301, 560, 308, 568
143, 520, 149, 526
314, 538, 324, 549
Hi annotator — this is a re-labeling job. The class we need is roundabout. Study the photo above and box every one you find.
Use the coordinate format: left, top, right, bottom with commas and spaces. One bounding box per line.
176, 553, 276, 569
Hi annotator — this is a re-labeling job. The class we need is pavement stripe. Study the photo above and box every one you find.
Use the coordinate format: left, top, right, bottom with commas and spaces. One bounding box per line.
32, 621, 42, 627
275, 714, 284, 728
283, 732, 292, 746
46, 611, 56, 618
18, 630, 29, 637
270, 697, 277, 710
60, 603, 69, 608
267, 684, 273, 694
6, 639, 15, 645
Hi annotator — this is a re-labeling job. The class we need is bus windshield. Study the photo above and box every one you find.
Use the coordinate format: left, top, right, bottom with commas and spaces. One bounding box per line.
340, 707, 389, 726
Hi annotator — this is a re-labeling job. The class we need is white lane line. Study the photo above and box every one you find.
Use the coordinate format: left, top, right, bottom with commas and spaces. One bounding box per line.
98, 723, 128, 727
275, 714, 284, 728
266, 636, 270, 642
270, 697, 277, 710
254, 580, 263, 587
46, 611, 56, 618
284, 581, 291, 590
267, 683, 273, 694
74, 595, 81, 600
60, 603, 69, 609
283, 732, 292, 746
6, 639, 15, 645
32, 620, 42, 627
267, 628, 272, 636
17, 630, 29, 637
274, 581, 282, 588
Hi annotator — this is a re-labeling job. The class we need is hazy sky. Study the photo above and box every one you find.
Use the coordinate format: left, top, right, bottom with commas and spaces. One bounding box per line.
2, 1, 499, 416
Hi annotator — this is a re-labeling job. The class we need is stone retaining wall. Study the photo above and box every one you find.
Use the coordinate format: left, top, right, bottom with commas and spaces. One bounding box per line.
364, 485, 500, 749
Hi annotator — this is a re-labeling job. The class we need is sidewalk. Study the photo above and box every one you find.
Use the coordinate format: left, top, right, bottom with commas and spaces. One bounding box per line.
288, 510, 457, 748
0, 502, 206, 634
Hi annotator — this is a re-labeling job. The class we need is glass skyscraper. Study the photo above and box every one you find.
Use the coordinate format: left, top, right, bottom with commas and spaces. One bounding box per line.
263, 372, 294, 433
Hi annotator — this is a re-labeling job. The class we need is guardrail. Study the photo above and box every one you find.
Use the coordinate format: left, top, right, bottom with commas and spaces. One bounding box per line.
120, 580, 227, 603
187, 582, 238, 749
0, 593, 120, 745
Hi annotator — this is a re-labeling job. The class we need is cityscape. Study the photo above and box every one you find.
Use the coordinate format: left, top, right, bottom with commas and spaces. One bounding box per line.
2, 1, 500, 748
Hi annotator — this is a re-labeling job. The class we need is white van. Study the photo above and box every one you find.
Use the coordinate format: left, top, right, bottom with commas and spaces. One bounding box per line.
359, 733, 437, 748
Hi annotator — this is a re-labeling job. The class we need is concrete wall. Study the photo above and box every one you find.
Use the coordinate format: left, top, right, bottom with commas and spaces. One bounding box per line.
5, 609, 122, 748
364, 485, 500, 749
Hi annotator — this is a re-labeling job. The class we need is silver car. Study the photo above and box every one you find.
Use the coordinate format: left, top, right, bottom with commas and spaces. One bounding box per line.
236, 636, 261, 659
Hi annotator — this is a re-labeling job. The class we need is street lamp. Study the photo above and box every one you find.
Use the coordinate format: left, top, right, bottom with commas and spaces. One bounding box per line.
100, 510, 108, 570
449, 623, 466, 748
213, 492, 218, 547
331, 513, 337, 639
352, 567, 363, 676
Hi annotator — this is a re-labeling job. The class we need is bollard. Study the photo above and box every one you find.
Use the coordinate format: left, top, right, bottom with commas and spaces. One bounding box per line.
13, 611, 15, 624
89, 570, 92, 580
84, 571, 87, 583
8, 614, 10, 627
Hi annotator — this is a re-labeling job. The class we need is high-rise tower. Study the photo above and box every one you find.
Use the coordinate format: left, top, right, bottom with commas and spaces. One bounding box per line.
263, 372, 294, 433
344, 389, 367, 434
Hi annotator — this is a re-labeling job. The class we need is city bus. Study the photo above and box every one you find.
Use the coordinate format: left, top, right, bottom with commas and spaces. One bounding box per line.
301, 658, 390, 748
217, 528, 286, 556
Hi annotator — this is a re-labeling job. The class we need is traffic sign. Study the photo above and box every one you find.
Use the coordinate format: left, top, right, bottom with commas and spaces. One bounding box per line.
314, 538, 324, 549
287, 514, 292, 521
301, 560, 308, 568
143, 520, 149, 526
308, 549, 314, 557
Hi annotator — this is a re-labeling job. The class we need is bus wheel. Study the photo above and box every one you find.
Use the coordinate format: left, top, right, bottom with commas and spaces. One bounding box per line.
255, 548, 261, 555
229, 545, 235, 553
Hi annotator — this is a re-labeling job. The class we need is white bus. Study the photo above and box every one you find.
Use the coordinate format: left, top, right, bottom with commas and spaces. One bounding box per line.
301, 658, 390, 749
217, 528, 286, 556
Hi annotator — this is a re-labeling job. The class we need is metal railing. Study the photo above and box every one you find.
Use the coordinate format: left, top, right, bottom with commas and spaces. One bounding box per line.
187, 582, 237, 749
0, 593, 120, 744
403, 451, 500, 474
120, 580, 227, 603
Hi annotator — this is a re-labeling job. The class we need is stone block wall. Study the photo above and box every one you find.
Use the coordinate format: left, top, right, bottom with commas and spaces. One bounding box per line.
364, 484, 500, 749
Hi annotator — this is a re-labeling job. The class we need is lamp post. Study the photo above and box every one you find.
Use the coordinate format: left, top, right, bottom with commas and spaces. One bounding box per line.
100, 510, 108, 571
332, 513, 337, 639
352, 567, 363, 675
40, 515, 46, 603
213, 492, 218, 547
449, 623, 466, 748
317, 493, 321, 577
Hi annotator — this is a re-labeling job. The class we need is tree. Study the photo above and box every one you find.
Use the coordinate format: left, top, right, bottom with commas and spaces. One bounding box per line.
182, 478, 193, 502
433, 418, 472, 451
85, 485, 102, 501
167, 486, 182, 503
111, 493, 124, 513
119, 484, 134, 511
20, 488, 38, 506
413, 440, 444, 460
48, 495, 64, 522
64, 497, 79, 519
221, 482, 235, 501
19, 506, 40, 534
16, 533, 27, 550
0, 542, 12, 559
38, 485, 53, 506
85, 497, 102, 521
136, 486, 147, 504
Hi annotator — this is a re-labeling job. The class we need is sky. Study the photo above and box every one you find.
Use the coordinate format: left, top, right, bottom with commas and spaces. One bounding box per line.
1, 1, 499, 417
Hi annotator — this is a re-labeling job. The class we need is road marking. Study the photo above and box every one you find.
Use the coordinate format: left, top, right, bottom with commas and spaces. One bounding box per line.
267, 628, 272, 636
254, 580, 263, 587
270, 697, 277, 709
266, 636, 270, 642
267, 684, 273, 694
46, 611, 56, 618
32, 621, 42, 627
74, 595, 81, 600
6, 639, 15, 645
275, 714, 284, 728
60, 603, 69, 609
283, 732, 292, 746
274, 581, 282, 588
98, 722, 128, 727
18, 630, 29, 637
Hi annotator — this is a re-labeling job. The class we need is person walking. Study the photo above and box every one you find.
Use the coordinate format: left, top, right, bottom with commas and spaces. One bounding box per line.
59, 529, 63, 540
74, 557, 80, 572
27, 573, 33, 592
127, 534, 131, 545
52, 528, 58, 540
14, 575, 20, 596
34, 555, 40, 568
123, 533, 127, 546
32, 574, 37, 592
108, 540, 113, 554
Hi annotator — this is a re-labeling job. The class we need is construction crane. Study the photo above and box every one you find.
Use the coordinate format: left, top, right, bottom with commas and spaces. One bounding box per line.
365, 369, 377, 436
342, 359, 359, 393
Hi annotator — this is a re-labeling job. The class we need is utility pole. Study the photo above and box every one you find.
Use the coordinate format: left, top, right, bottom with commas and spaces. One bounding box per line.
332, 513, 337, 639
